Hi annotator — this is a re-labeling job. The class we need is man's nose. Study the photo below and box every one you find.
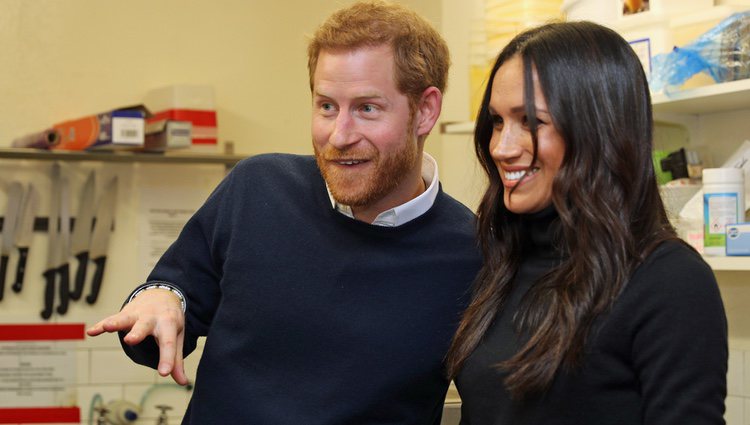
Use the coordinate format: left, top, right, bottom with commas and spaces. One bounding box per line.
329, 112, 357, 149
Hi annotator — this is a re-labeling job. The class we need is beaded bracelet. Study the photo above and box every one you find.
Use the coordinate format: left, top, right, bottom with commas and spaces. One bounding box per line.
127, 282, 187, 313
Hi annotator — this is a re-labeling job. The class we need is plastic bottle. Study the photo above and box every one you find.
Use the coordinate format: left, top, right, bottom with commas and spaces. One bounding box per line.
703, 168, 745, 256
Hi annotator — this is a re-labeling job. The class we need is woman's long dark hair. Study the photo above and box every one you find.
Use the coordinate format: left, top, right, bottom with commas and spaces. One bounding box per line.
446, 21, 679, 398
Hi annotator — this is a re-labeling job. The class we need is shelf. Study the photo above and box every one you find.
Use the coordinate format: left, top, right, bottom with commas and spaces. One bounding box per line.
704, 255, 750, 271
0, 147, 247, 168
441, 78, 750, 135
440, 121, 475, 135
652, 78, 750, 115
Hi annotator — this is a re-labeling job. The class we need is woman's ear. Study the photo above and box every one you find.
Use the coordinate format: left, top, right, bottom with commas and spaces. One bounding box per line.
415, 86, 443, 139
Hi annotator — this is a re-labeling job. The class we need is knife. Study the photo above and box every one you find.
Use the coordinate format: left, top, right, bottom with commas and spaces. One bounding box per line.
12, 183, 41, 294
0, 182, 24, 301
56, 175, 71, 315
69, 171, 95, 301
41, 163, 62, 319
86, 176, 117, 305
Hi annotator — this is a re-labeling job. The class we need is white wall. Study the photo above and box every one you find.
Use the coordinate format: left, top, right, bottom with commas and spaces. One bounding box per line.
438, 0, 486, 211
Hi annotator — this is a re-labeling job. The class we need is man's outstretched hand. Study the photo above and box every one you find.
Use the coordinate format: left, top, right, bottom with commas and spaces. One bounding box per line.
86, 288, 189, 385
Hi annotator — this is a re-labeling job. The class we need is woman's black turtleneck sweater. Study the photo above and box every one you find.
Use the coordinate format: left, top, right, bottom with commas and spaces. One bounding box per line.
455, 208, 727, 425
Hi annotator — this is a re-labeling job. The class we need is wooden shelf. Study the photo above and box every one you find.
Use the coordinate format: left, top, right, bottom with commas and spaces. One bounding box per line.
440, 121, 475, 135
652, 78, 750, 115
704, 256, 750, 272
0, 148, 247, 168
441, 78, 750, 134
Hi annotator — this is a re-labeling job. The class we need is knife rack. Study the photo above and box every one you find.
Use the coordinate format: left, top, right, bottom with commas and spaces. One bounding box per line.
1, 148, 243, 236
0, 217, 109, 233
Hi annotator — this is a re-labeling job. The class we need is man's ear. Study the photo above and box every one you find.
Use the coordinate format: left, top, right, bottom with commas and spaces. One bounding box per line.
415, 86, 443, 138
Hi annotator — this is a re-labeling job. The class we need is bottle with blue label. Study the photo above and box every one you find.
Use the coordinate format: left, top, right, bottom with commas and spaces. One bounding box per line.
703, 168, 745, 256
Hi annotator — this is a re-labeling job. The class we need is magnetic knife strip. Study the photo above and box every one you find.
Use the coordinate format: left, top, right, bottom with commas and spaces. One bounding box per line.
0, 216, 115, 316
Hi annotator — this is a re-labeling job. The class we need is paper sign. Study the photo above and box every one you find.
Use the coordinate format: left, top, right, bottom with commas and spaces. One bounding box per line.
0, 324, 83, 423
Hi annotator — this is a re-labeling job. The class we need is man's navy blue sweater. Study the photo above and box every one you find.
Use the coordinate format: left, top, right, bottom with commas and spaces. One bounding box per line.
122, 154, 482, 424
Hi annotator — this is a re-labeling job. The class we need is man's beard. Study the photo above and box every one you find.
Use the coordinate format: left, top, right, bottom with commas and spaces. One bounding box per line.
314, 133, 420, 208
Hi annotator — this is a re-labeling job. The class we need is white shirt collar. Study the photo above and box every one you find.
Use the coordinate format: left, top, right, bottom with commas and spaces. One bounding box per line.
327, 152, 440, 226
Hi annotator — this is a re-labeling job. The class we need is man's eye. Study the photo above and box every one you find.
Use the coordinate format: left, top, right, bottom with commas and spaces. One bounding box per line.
321, 103, 334, 111
362, 104, 375, 113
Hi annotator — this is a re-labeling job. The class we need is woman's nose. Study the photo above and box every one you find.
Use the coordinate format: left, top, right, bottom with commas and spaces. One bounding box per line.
490, 126, 524, 161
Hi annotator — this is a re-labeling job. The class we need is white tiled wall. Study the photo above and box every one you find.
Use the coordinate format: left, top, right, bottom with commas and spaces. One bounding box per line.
726, 347, 750, 425
72, 325, 201, 425
0, 162, 224, 425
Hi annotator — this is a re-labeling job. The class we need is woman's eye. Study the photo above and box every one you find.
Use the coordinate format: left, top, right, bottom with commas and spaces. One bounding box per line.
521, 115, 539, 130
522, 114, 545, 128
491, 114, 503, 127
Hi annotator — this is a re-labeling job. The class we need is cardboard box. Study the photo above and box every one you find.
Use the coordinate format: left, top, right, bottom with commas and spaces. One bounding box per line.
726, 223, 750, 256
144, 85, 217, 151
148, 109, 216, 146
144, 119, 192, 151
52, 105, 150, 151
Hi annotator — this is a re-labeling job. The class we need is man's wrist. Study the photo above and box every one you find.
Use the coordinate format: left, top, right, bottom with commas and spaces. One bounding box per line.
128, 282, 187, 313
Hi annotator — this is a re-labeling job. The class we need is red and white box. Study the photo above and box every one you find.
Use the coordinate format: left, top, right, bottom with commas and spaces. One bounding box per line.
144, 85, 218, 152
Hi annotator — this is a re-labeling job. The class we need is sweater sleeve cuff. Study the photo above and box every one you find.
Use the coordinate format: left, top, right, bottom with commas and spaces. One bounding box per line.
123, 281, 187, 313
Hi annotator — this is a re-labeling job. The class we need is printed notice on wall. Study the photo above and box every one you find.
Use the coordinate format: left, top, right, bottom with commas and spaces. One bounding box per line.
0, 341, 76, 407
138, 187, 208, 279
0, 324, 83, 414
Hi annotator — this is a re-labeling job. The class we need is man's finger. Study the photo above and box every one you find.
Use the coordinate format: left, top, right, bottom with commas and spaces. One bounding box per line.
171, 332, 189, 386
86, 321, 107, 337
86, 313, 136, 336
122, 316, 156, 346
154, 317, 180, 378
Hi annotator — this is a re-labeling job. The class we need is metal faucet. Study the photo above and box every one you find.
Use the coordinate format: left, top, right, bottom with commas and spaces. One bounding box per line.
155, 405, 173, 425
93, 405, 109, 425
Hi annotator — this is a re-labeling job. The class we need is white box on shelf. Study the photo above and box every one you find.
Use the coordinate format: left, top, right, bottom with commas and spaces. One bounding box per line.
144, 85, 218, 152
727, 223, 750, 256
648, 0, 714, 16
561, 0, 619, 24
561, 0, 715, 24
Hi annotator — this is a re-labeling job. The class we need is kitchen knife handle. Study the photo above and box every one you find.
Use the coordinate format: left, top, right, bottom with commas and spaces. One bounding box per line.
0, 255, 8, 301
70, 252, 89, 301
56, 263, 70, 315
86, 256, 107, 305
41, 268, 56, 320
12, 247, 29, 293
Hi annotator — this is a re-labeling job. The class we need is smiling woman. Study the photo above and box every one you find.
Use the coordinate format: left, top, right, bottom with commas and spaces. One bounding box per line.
486, 55, 565, 215
446, 21, 727, 425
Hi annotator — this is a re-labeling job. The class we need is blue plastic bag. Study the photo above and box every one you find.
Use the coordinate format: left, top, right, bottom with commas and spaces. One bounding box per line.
650, 11, 750, 94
